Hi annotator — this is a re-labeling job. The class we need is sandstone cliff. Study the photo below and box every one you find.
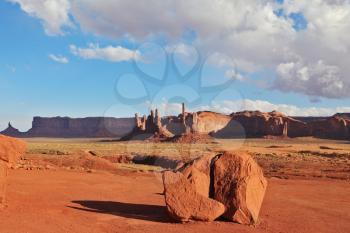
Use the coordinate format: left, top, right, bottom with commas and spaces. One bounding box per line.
1, 117, 135, 138
308, 116, 350, 140
200, 111, 309, 138
1, 110, 349, 140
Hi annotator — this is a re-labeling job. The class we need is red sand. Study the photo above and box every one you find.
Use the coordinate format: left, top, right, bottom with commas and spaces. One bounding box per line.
1, 169, 349, 233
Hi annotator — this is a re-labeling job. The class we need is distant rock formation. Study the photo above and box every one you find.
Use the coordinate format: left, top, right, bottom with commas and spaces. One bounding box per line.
1, 107, 349, 140
183, 110, 309, 139
121, 109, 174, 140
125, 107, 311, 140
174, 109, 349, 140
308, 116, 350, 140
0, 123, 26, 138
292, 116, 329, 123
1, 117, 135, 138
333, 113, 350, 120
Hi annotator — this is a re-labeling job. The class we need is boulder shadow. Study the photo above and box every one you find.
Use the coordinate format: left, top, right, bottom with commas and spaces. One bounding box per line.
68, 200, 171, 223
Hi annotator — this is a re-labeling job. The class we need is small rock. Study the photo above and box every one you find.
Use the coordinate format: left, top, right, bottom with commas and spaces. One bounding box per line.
45, 165, 54, 170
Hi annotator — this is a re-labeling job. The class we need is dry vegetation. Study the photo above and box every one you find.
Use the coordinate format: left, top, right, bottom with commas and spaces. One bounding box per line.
22, 137, 350, 180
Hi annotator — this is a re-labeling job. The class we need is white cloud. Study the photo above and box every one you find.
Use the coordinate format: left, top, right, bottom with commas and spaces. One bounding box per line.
195, 99, 350, 117
165, 43, 194, 57
69, 0, 350, 98
275, 60, 348, 98
224, 69, 246, 82
49, 54, 69, 64
145, 101, 183, 117
70, 43, 141, 62
11, 0, 350, 98
9, 0, 72, 35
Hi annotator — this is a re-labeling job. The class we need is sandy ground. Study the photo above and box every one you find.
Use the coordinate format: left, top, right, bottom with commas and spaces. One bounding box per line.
1, 169, 349, 233
1, 138, 349, 232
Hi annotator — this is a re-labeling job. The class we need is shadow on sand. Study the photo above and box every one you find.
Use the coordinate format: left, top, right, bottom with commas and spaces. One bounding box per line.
68, 200, 171, 223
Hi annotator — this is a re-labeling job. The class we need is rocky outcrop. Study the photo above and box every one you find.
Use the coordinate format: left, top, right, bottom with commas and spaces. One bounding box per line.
0, 135, 26, 208
213, 152, 267, 224
162, 109, 349, 140
0, 123, 26, 138
293, 116, 329, 123
121, 109, 174, 140
285, 117, 310, 137
309, 116, 350, 140
178, 154, 217, 197
1, 107, 349, 140
0, 135, 26, 165
0, 161, 5, 208
231, 111, 309, 138
28, 117, 136, 138
1, 117, 135, 138
332, 113, 350, 120
162, 171, 225, 222
162, 151, 267, 224
190, 111, 232, 134
209, 111, 309, 138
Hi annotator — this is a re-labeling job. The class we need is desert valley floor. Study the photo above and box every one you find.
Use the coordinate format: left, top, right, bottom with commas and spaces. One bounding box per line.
1, 137, 350, 233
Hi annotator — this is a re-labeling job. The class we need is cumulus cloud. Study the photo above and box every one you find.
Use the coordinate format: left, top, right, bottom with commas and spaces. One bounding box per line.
68, 0, 350, 98
224, 69, 246, 82
165, 43, 195, 57
145, 101, 183, 117
195, 99, 350, 117
275, 60, 349, 98
9, 0, 72, 35
70, 43, 141, 62
49, 54, 69, 64
11, 0, 350, 98
147, 98, 350, 117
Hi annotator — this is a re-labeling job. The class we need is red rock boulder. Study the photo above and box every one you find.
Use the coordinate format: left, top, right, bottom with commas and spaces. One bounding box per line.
163, 151, 267, 224
0, 135, 26, 208
0, 134, 26, 166
212, 151, 267, 224
162, 171, 225, 222
178, 154, 217, 197
0, 160, 7, 208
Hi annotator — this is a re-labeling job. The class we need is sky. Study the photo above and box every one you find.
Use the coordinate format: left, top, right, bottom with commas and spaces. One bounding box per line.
1, 0, 350, 131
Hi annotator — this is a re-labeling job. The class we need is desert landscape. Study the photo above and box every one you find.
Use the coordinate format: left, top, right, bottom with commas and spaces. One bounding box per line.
1, 134, 350, 233
1, 106, 350, 233
2, 1, 350, 232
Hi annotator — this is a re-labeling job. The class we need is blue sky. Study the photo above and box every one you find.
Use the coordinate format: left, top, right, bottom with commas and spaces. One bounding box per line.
1, 1, 350, 131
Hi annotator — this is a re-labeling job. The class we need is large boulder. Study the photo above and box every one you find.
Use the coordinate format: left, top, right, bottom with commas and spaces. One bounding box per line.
212, 151, 267, 225
0, 160, 7, 208
163, 151, 267, 224
0, 135, 26, 208
178, 154, 217, 197
0, 134, 26, 166
162, 171, 225, 222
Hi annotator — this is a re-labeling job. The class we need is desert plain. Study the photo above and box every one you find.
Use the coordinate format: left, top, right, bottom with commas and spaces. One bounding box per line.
0, 137, 349, 233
